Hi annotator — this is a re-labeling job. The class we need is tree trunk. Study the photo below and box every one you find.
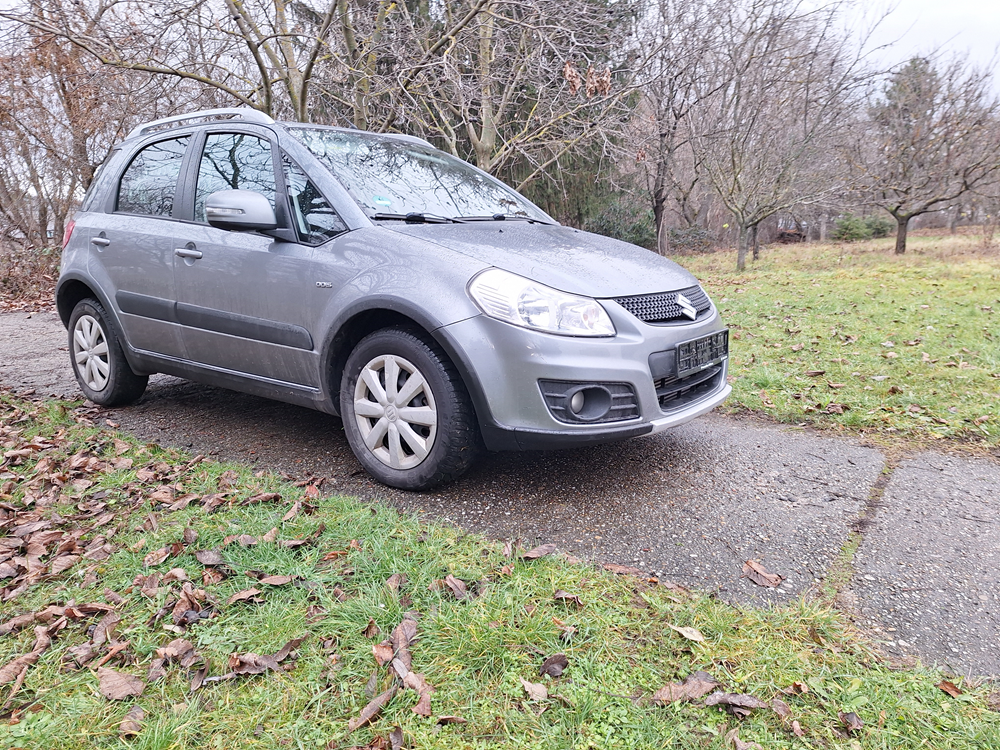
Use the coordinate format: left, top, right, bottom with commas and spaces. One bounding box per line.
950, 205, 960, 234
894, 214, 909, 254
819, 213, 828, 242
751, 224, 760, 261
737, 225, 751, 270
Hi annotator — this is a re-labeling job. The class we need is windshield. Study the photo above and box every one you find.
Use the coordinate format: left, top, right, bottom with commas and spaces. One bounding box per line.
288, 127, 549, 221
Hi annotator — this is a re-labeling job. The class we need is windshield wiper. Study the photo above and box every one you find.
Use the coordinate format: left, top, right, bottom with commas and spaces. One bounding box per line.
456, 214, 554, 225
370, 212, 468, 224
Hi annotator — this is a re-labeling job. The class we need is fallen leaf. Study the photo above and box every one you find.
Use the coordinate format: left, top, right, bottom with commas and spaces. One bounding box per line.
194, 549, 225, 566
364, 618, 381, 638
771, 697, 792, 718
437, 715, 467, 725
725, 728, 763, 750
805, 370, 826, 377
540, 653, 569, 677
227, 588, 263, 605
652, 671, 719, 704
259, 575, 294, 586
839, 711, 864, 734
668, 624, 705, 642
348, 685, 398, 732
202, 568, 226, 585
183, 527, 198, 545
444, 574, 469, 601
553, 590, 583, 608
937, 680, 963, 697
98, 667, 145, 700
741, 560, 785, 588
552, 617, 577, 641
262, 527, 279, 542
402, 670, 435, 716
385, 573, 406, 592
603, 563, 646, 576
520, 677, 548, 701
120, 705, 145, 737
705, 691, 769, 718
143, 546, 171, 567
521, 543, 557, 560
373, 641, 395, 667
791, 720, 805, 737
0, 625, 51, 684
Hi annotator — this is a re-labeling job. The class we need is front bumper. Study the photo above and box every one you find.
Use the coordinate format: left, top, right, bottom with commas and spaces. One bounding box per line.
436, 301, 730, 451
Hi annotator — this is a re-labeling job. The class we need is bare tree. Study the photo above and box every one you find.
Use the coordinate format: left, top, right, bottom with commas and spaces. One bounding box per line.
854, 55, 1000, 254
686, 0, 873, 270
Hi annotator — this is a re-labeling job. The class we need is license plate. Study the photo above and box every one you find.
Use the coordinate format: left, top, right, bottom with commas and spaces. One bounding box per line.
676, 330, 728, 378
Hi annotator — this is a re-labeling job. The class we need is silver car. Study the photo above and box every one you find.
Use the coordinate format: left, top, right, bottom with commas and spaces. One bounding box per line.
57, 108, 730, 490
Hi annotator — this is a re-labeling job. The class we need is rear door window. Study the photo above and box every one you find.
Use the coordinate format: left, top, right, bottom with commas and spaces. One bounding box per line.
194, 133, 276, 223
116, 136, 190, 216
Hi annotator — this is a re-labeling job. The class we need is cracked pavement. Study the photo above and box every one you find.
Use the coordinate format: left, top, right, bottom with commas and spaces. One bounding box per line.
3, 309, 999, 677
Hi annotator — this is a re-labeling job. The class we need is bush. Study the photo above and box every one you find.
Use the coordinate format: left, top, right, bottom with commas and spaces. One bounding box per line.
583, 199, 657, 250
832, 213, 895, 242
666, 226, 714, 253
0, 243, 59, 309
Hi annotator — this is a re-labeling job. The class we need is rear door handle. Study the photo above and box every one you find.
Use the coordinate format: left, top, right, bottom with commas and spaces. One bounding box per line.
91, 237, 110, 247
175, 248, 203, 260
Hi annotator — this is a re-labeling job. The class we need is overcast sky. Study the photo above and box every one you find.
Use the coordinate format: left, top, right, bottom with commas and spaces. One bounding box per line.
851, 0, 1000, 73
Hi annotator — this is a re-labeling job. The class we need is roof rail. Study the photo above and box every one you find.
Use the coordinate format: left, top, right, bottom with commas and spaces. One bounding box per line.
125, 108, 276, 140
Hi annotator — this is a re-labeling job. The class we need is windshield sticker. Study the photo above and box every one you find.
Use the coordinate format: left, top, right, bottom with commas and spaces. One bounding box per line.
372, 195, 392, 207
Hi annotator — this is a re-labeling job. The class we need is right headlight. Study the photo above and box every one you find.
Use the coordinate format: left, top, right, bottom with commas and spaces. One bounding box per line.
468, 268, 616, 337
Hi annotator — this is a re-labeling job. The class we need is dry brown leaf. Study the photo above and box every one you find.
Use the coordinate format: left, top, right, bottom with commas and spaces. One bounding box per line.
782, 681, 809, 695
348, 685, 398, 732
194, 549, 225, 566
385, 573, 406, 592
372, 641, 395, 667
227, 588, 263, 605
553, 590, 583, 608
0, 625, 51, 684
667, 624, 705, 642
119, 705, 145, 737
791, 720, 805, 737
521, 543, 557, 560
437, 715, 467, 725
259, 574, 294, 586
805, 370, 826, 377
706, 691, 769, 718
444, 574, 469, 601
202, 568, 226, 585
651, 671, 719, 704
97, 667, 145, 700
839, 711, 864, 734
402, 670, 434, 717
520, 677, 548, 701
602, 563, 646, 576
262, 527, 279, 542
539, 653, 568, 678
741, 560, 785, 588
363, 618, 381, 639
391, 617, 418, 671
725, 728, 763, 750
937, 680, 963, 697
143, 546, 170, 567
50, 554, 80, 575
771, 697, 792, 718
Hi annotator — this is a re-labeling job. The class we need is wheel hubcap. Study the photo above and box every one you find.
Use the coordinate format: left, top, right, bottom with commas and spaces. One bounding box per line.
353, 354, 437, 470
72, 314, 111, 391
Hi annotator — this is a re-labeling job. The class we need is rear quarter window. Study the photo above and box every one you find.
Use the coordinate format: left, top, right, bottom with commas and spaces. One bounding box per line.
116, 136, 190, 216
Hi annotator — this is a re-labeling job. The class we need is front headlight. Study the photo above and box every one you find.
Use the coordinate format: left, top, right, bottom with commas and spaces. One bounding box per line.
468, 268, 616, 337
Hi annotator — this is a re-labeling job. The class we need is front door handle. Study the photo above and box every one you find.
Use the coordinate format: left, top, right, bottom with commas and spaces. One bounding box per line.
175, 248, 203, 260
91, 237, 110, 247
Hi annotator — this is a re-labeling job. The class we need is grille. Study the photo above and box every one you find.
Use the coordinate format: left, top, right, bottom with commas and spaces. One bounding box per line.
654, 365, 725, 412
614, 285, 711, 324
538, 380, 639, 424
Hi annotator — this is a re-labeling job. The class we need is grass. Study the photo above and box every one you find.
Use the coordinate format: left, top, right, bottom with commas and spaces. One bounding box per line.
681, 230, 1000, 449
1, 394, 999, 749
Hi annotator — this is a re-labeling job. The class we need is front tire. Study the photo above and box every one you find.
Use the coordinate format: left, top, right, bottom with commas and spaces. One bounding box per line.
68, 298, 148, 406
340, 328, 480, 490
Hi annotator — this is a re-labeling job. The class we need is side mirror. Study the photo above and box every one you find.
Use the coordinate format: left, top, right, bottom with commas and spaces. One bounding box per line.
205, 189, 277, 231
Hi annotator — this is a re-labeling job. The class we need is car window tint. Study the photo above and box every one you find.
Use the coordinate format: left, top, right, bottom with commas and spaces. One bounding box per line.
194, 133, 276, 223
283, 155, 347, 244
116, 137, 189, 216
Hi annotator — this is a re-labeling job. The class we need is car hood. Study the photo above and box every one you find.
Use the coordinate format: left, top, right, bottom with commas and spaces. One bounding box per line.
385, 223, 700, 297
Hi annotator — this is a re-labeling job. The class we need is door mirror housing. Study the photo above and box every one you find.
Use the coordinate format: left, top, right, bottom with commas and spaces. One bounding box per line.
205, 190, 278, 231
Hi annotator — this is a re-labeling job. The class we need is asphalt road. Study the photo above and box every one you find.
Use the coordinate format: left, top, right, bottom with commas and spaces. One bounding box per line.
4, 310, 998, 678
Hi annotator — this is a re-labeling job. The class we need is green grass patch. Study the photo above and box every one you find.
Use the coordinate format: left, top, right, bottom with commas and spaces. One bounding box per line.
1, 393, 998, 749
682, 231, 1000, 447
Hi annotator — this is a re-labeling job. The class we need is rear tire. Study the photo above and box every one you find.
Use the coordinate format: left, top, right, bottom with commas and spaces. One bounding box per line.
68, 298, 148, 406
340, 327, 480, 490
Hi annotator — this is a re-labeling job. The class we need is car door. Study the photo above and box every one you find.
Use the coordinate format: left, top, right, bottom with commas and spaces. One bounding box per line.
88, 135, 191, 359
171, 130, 347, 388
